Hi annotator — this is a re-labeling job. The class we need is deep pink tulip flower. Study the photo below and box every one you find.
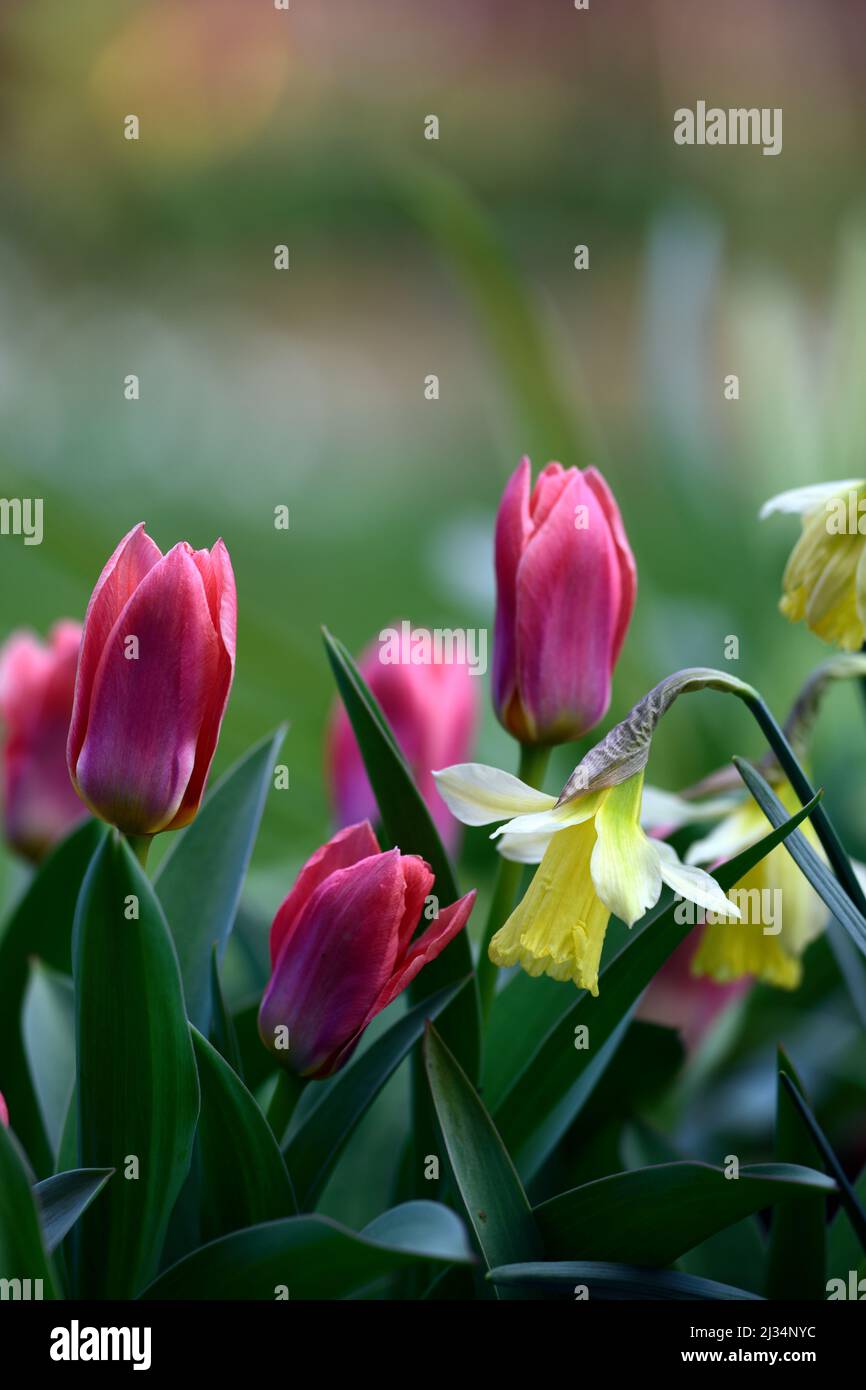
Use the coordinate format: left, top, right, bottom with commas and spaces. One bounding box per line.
0, 621, 87, 861
67, 523, 236, 836
493, 457, 636, 745
327, 632, 479, 852
259, 822, 476, 1079
638, 930, 750, 1053
0, 1091, 8, 1128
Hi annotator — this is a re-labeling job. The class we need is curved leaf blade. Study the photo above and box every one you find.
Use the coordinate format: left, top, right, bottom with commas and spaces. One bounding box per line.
22, 962, 75, 1161
155, 728, 286, 1033
488, 1261, 762, 1301
73, 833, 200, 1297
34, 1168, 113, 1253
0, 1121, 57, 1297
766, 1048, 826, 1299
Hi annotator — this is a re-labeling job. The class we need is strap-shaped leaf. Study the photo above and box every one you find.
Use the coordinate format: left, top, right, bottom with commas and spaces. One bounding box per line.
424, 1023, 542, 1297
766, 1048, 826, 1299
33, 1168, 113, 1253
155, 727, 286, 1033
779, 1070, 866, 1256
0, 1121, 57, 1296
487, 1261, 762, 1300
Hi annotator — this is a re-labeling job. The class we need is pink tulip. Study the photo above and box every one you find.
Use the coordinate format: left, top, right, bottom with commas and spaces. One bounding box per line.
638, 930, 750, 1052
0, 621, 87, 861
493, 457, 636, 744
0, 1091, 8, 1128
327, 632, 478, 852
259, 822, 475, 1079
67, 523, 236, 836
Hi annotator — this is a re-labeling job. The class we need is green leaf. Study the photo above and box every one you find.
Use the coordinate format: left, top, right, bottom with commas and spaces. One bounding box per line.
191, 1026, 296, 1243
0, 1120, 57, 1296
402, 166, 588, 465
33, 1169, 113, 1253
155, 728, 286, 1033
534, 1161, 833, 1267
778, 1070, 866, 1256
487, 1261, 762, 1300
209, 945, 242, 1075
73, 832, 200, 1297
828, 1163, 866, 1283
140, 1202, 474, 1300
423, 1023, 542, 1296
766, 1048, 827, 1300
322, 629, 480, 1076
0, 820, 103, 1175
735, 756, 866, 956
285, 979, 468, 1210
492, 794, 821, 1181
22, 962, 75, 1160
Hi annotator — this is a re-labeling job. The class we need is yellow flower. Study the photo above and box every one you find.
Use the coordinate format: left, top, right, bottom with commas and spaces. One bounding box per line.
761, 478, 866, 649
434, 763, 737, 995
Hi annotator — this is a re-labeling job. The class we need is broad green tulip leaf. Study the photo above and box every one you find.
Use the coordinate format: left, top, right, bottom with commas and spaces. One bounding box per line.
735, 756, 866, 955
778, 1070, 866, 1256
191, 1026, 296, 1243
423, 1023, 542, 1297
286, 979, 468, 1210
0, 1120, 57, 1296
493, 794, 821, 1181
209, 946, 242, 1076
0, 820, 103, 1176
403, 166, 588, 466
766, 1048, 826, 1299
828, 1162, 866, 1284
487, 1261, 762, 1301
140, 1201, 474, 1300
322, 629, 480, 1076
73, 833, 200, 1298
33, 1168, 113, 1253
534, 1161, 834, 1267
155, 727, 286, 1033
22, 962, 75, 1160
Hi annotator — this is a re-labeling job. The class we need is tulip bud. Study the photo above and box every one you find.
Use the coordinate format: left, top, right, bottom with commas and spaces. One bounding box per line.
327, 630, 478, 852
67, 524, 236, 836
492, 457, 636, 745
0, 1091, 7, 1128
258, 822, 475, 1079
0, 622, 87, 861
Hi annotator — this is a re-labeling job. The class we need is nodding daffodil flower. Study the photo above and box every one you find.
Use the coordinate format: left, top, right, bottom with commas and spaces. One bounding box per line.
761, 478, 866, 649
642, 654, 866, 989
435, 669, 746, 995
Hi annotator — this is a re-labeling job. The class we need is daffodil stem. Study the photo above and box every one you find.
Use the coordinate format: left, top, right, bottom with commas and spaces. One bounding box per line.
266, 1069, 305, 1147
477, 742, 551, 1022
125, 833, 152, 870
744, 693, 866, 916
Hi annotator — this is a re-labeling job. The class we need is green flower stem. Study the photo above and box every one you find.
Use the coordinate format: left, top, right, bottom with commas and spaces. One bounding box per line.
125, 833, 152, 870
266, 1068, 305, 1147
476, 742, 551, 1022
743, 693, 866, 917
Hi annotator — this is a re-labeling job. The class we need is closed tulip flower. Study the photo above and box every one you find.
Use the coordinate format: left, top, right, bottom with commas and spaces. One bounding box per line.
67, 523, 236, 837
0, 621, 87, 861
327, 630, 479, 852
493, 457, 636, 746
259, 822, 475, 1078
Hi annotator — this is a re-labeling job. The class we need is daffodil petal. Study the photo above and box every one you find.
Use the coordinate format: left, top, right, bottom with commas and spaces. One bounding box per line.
640, 785, 739, 832
496, 829, 555, 864
657, 851, 740, 920
759, 479, 864, 520
492, 793, 603, 840
432, 762, 556, 827
590, 774, 662, 926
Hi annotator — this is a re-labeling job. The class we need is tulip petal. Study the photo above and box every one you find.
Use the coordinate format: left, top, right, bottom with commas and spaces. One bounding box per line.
492, 458, 532, 728
583, 467, 637, 666
433, 761, 556, 826
67, 523, 162, 773
166, 539, 238, 829
73, 545, 221, 834
269, 820, 382, 967
394, 854, 436, 955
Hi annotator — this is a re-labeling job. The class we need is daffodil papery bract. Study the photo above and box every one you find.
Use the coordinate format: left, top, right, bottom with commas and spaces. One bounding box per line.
685, 778, 827, 990
434, 762, 737, 995
761, 478, 866, 650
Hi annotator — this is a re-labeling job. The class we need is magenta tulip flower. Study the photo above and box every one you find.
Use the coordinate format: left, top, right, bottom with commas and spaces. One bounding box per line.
327, 631, 479, 852
0, 1091, 8, 1128
67, 523, 236, 836
0, 622, 87, 861
493, 457, 636, 745
259, 822, 476, 1079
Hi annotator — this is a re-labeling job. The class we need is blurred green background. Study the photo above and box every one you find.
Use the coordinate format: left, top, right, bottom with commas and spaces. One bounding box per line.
2, 0, 866, 1231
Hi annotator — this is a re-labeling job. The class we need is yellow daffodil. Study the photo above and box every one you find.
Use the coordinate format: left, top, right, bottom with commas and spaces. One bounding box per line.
435, 669, 747, 996
761, 478, 866, 649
